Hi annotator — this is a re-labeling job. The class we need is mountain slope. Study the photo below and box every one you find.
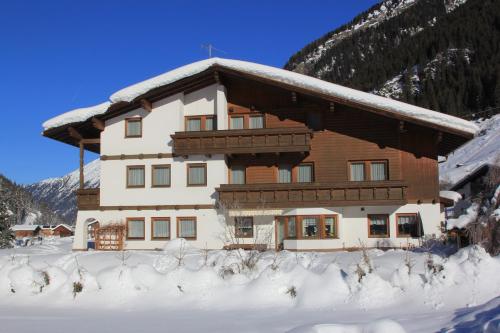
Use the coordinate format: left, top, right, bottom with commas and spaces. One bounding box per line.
285, 0, 500, 118
27, 159, 100, 224
439, 114, 500, 185
0, 174, 63, 226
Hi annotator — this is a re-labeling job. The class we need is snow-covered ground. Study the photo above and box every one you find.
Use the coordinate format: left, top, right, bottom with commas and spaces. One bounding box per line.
1, 238, 499, 333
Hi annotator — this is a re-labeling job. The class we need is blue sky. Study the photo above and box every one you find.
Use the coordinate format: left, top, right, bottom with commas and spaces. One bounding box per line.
0, 0, 379, 184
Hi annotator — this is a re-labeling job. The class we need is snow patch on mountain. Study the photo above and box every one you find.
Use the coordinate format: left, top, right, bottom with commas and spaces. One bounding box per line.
444, 0, 469, 13
27, 159, 100, 224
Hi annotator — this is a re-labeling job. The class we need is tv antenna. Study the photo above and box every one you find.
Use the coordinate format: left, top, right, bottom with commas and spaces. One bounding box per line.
201, 43, 226, 58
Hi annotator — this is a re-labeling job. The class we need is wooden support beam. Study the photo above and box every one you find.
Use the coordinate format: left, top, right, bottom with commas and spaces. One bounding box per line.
214, 70, 220, 83
436, 132, 443, 143
329, 102, 335, 113
68, 127, 83, 141
80, 138, 101, 145
79, 141, 84, 189
140, 99, 153, 112
399, 121, 406, 133
91, 117, 105, 131
291, 91, 297, 104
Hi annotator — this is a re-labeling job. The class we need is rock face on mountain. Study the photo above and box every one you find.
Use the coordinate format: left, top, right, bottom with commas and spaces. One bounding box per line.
285, 0, 500, 119
27, 159, 100, 224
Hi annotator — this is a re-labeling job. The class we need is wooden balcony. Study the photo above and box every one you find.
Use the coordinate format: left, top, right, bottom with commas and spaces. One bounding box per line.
216, 181, 408, 209
77, 188, 100, 210
171, 127, 313, 156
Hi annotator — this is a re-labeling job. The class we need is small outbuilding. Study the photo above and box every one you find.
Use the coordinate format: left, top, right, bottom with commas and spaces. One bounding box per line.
10, 225, 41, 239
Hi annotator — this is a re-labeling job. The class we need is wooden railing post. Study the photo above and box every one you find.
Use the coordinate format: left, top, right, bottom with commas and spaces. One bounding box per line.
79, 141, 84, 189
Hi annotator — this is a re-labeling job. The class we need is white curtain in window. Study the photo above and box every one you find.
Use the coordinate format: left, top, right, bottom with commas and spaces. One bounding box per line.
128, 220, 144, 238
397, 215, 415, 226
278, 165, 291, 183
230, 117, 244, 129
128, 168, 144, 186
205, 117, 214, 130
324, 217, 336, 237
153, 220, 169, 238
297, 165, 313, 182
350, 163, 364, 181
231, 167, 245, 184
127, 120, 141, 136
370, 216, 387, 225
302, 217, 318, 237
371, 162, 387, 181
187, 118, 201, 131
180, 219, 196, 238
249, 116, 264, 129
189, 166, 205, 185
153, 167, 170, 186
287, 217, 296, 238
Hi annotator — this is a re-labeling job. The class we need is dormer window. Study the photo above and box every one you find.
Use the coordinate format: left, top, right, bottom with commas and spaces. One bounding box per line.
125, 118, 142, 138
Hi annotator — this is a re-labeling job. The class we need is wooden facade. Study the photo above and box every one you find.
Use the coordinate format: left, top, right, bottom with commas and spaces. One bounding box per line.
216, 181, 407, 209
69, 68, 469, 212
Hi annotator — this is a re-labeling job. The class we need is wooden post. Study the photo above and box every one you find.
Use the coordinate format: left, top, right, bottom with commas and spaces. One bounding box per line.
79, 141, 84, 189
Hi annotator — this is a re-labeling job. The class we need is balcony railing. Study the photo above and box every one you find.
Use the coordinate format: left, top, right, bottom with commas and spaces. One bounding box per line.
77, 188, 100, 210
216, 181, 407, 209
171, 127, 313, 156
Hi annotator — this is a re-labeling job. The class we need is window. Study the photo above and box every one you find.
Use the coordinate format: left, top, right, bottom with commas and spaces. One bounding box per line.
370, 161, 387, 181
152, 165, 170, 187
186, 118, 201, 131
151, 218, 170, 239
187, 164, 207, 186
127, 166, 145, 188
235, 217, 253, 238
302, 217, 319, 238
324, 216, 337, 238
229, 116, 244, 129
249, 115, 264, 129
205, 116, 215, 130
350, 162, 365, 181
185, 116, 216, 131
127, 218, 145, 239
368, 214, 389, 238
278, 164, 292, 183
177, 217, 196, 239
125, 118, 142, 137
397, 214, 420, 238
297, 164, 314, 183
287, 216, 297, 238
230, 166, 246, 184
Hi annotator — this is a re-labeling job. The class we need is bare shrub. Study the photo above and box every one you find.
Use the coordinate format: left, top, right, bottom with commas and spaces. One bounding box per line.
286, 286, 297, 298
216, 199, 273, 273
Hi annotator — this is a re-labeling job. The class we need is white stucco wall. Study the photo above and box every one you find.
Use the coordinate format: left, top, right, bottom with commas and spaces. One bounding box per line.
73, 209, 225, 250
283, 203, 442, 250
99, 155, 226, 206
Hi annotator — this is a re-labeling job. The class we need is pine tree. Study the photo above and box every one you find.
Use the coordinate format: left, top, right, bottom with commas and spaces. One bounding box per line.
0, 180, 14, 248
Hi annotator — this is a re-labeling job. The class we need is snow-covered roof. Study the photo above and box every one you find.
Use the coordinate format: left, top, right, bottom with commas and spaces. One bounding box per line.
42, 58, 479, 136
439, 190, 462, 203
52, 224, 73, 231
10, 225, 41, 231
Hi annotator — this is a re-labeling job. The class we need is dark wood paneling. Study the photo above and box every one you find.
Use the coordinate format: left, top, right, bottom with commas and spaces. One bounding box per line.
216, 181, 407, 209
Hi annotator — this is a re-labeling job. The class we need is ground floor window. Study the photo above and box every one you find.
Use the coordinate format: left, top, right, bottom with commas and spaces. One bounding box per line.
127, 218, 145, 239
235, 217, 253, 238
151, 218, 170, 240
396, 213, 420, 238
177, 217, 197, 240
368, 214, 389, 237
302, 217, 319, 238
276, 215, 338, 240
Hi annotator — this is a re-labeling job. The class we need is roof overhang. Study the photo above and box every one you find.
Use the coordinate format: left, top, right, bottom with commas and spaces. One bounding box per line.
42, 58, 478, 155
